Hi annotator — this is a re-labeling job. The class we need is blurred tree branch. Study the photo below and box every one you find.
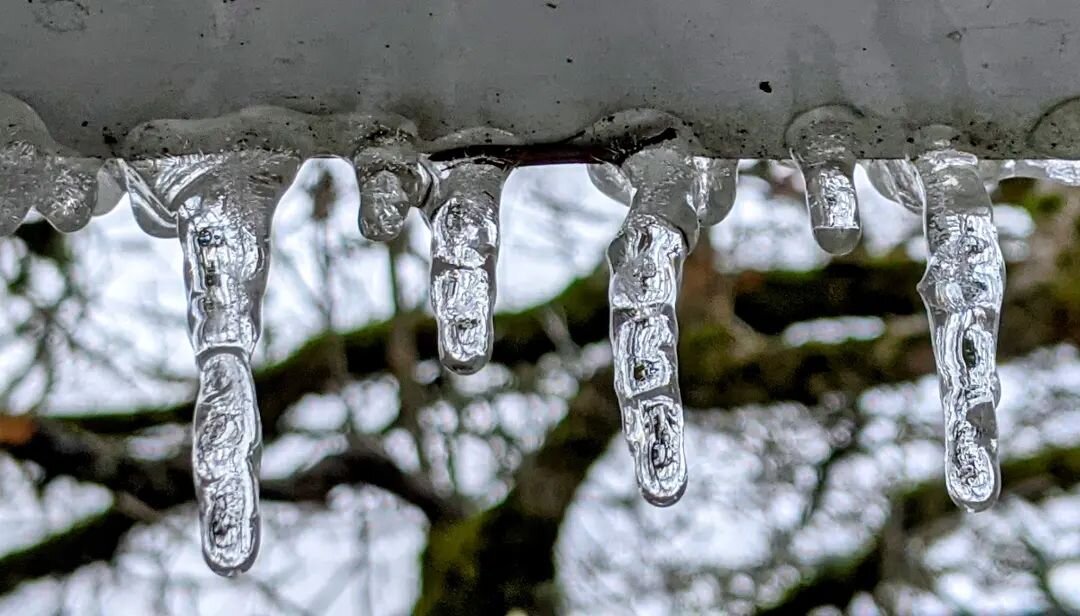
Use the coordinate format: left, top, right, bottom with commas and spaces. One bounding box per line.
754, 446, 1080, 616
58, 257, 925, 436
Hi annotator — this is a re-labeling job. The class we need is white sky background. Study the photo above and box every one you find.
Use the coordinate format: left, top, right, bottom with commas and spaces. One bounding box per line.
0, 163, 1075, 614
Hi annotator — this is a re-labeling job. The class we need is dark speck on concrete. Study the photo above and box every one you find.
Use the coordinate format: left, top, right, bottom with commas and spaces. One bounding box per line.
566, 57, 573, 63
947, 30, 963, 42
759, 81, 772, 93
545, 1, 557, 7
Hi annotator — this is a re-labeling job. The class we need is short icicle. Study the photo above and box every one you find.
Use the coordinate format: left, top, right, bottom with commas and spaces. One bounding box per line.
911, 125, 1005, 512
421, 131, 515, 374
353, 122, 431, 242
691, 156, 739, 226
120, 149, 299, 575
864, 159, 924, 213
607, 143, 700, 507
786, 105, 864, 254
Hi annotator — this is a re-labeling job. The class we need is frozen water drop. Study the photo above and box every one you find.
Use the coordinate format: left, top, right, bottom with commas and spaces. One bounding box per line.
608, 143, 698, 506
692, 156, 739, 226
864, 159, 924, 213
423, 160, 507, 374
912, 126, 1004, 512
787, 106, 863, 255
813, 224, 861, 256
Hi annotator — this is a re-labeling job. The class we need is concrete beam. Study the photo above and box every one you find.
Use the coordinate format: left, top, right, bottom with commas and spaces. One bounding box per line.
2, 0, 1078, 157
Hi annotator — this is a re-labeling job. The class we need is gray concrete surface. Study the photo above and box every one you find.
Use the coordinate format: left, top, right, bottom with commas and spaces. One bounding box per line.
2, 0, 1078, 157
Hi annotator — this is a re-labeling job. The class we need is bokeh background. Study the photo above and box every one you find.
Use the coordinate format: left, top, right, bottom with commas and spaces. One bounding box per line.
0, 161, 1077, 615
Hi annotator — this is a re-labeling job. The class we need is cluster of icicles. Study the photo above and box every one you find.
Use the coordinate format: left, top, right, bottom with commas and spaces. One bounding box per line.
3, 92, 1080, 576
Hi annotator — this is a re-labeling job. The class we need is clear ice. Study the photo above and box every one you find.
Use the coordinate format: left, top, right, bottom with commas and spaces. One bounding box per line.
978, 159, 1080, 186
912, 127, 1004, 512
354, 140, 431, 242
0, 92, 106, 234
691, 156, 739, 226
608, 144, 699, 506
864, 159, 924, 213
589, 157, 738, 227
787, 106, 863, 255
422, 160, 506, 374
122, 149, 298, 574
588, 162, 635, 205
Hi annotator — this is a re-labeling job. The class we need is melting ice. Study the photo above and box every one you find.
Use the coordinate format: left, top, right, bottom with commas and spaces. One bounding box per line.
605, 144, 700, 506
912, 127, 1005, 512
121, 149, 298, 575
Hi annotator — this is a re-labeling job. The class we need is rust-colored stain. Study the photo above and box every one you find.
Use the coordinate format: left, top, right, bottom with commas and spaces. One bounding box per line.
0, 416, 36, 446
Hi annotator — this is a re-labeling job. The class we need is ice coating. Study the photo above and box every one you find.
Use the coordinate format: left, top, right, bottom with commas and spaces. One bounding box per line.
588, 162, 634, 205
864, 159, 924, 213
353, 145, 432, 241
123, 149, 298, 574
787, 106, 863, 255
1, 92, 104, 234
589, 157, 738, 227
978, 159, 1080, 186
0, 143, 39, 234
423, 161, 506, 374
912, 130, 1004, 512
608, 145, 698, 506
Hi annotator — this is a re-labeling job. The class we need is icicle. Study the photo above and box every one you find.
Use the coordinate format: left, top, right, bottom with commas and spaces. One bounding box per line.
121, 149, 299, 575
691, 156, 739, 226
864, 159, 924, 213
911, 125, 1004, 513
353, 127, 431, 241
421, 133, 514, 374
0, 92, 104, 234
786, 106, 863, 255
608, 143, 699, 507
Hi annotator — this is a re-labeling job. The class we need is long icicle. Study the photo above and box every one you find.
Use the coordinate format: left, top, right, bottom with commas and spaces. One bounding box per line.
911, 125, 1004, 512
608, 143, 700, 506
422, 156, 508, 374
121, 150, 299, 575
787, 105, 863, 255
